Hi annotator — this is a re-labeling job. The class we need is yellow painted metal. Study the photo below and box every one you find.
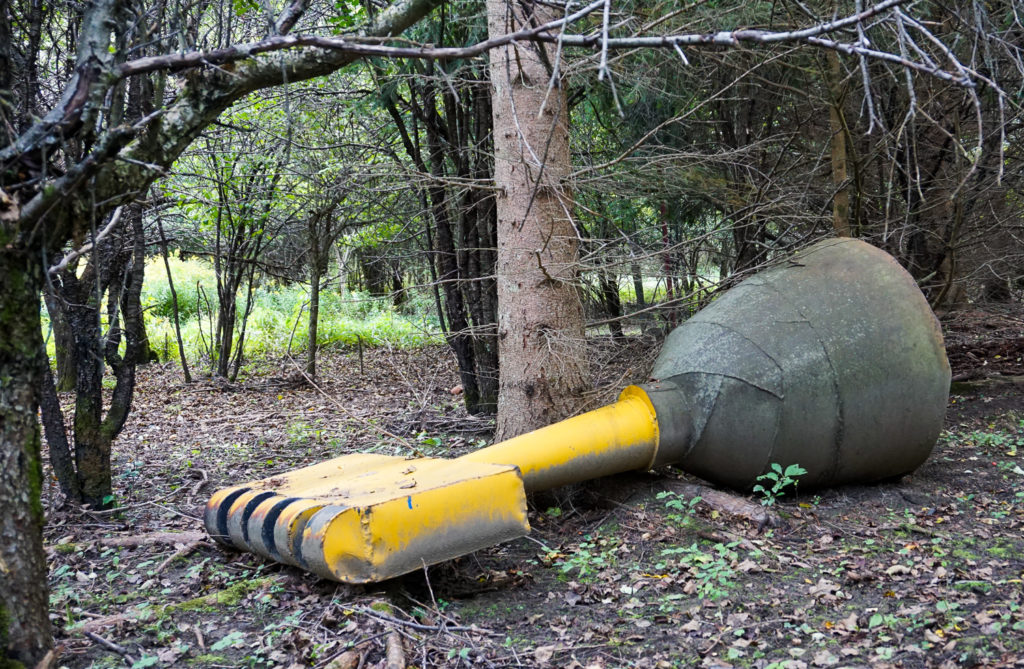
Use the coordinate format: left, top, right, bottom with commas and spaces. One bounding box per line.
242, 453, 404, 496
459, 385, 660, 491
301, 459, 529, 582
206, 387, 660, 582
204, 453, 404, 556
270, 498, 329, 566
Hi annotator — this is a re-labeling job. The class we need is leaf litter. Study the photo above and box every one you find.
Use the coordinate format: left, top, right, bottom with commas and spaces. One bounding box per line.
41, 314, 1024, 667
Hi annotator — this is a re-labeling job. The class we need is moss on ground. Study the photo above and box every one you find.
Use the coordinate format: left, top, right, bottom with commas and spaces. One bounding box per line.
169, 577, 277, 613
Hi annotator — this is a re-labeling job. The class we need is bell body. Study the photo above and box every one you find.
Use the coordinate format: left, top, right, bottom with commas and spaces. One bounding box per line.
642, 237, 951, 488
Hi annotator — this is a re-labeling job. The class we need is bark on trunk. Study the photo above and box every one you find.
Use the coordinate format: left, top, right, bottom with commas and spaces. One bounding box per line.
487, 0, 589, 439
425, 104, 483, 412
0, 249, 53, 666
827, 52, 851, 238
307, 250, 322, 379
44, 288, 77, 390
157, 219, 192, 382
599, 271, 625, 339
631, 262, 646, 309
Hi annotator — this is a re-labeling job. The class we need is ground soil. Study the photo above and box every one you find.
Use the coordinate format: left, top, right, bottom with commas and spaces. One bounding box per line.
43, 308, 1024, 669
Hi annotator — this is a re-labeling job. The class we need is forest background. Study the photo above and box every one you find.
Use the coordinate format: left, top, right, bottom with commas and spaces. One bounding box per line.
1, 0, 1023, 665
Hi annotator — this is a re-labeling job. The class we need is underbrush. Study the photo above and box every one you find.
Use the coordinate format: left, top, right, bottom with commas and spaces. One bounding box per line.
43, 256, 442, 366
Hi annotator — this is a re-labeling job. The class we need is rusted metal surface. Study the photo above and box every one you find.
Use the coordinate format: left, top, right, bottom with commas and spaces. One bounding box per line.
205, 238, 950, 583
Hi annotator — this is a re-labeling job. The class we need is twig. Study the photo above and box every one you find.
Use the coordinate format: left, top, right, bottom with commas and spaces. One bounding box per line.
31, 646, 61, 669
351, 606, 499, 636
84, 631, 133, 660
48, 206, 123, 276
385, 630, 405, 669
115, 1, 607, 78
154, 539, 204, 575
899, 522, 948, 538
190, 468, 209, 497
91, 531, 207, 548
285, 355, 418, 452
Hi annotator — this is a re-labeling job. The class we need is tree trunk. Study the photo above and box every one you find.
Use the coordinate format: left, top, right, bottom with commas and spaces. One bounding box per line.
660, 203, 677, 326
0, 250, 53, 666
358, 249, 391, 297
599, 271, 625, 339
425, 104, 483, 412
463, 156, 499, 413
214, 284, 237, 378
631, 262, 646, 309
44, 288, 77, 390
307, 249, 322, 379
41, 207, 145, 509
157, 218, 192, 383
487, 0, 589, 439
68, 277, 115, 507
827, 52, 852, 238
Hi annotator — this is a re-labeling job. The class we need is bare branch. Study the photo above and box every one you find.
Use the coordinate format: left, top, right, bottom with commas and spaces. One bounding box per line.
48, 207, 124, 277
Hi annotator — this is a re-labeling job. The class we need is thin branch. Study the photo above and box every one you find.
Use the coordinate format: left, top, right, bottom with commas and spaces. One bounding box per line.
108, 0, 977, 97
115, 0, 607, 78
48, 206, 124, 276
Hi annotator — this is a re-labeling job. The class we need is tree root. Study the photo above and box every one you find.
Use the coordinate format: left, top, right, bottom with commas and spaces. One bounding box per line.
669, 482, 781, 530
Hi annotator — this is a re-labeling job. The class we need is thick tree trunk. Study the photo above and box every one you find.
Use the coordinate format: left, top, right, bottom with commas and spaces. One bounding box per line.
0, 250, 53, 666
487, 0, 589, 439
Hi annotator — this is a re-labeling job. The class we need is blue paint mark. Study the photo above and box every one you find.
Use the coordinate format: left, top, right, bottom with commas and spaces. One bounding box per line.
407, 496, 413, 509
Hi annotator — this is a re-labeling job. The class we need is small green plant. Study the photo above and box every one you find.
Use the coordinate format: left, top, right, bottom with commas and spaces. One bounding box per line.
555, 535, 617, 580
210, 630, 246, 652
969, 429, 1022, 455
447, 647, 472, 661
656, 490, 701, 524
660, 541, 739, 600
286, 418, 326, 447
753, 463, 807, 506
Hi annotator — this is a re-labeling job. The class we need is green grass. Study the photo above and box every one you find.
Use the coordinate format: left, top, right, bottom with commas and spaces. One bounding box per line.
145, 257, 442, 361
43, 256, 442, 367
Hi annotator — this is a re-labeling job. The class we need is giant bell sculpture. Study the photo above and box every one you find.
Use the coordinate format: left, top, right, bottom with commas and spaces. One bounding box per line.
205, 238, 950, 583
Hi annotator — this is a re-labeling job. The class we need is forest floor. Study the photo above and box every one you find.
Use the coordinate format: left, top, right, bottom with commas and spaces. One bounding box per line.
43, 307, 1024, 669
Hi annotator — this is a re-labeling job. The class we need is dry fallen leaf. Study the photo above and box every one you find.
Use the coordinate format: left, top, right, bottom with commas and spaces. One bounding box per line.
534, 644, 557, 664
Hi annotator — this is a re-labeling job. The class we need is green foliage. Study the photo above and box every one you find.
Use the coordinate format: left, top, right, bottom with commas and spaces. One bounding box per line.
554, 535, 620, 581
139, 257, 440, 365
968, 426, 1023, 455
142, 256, 215, 321
210, 630, 246, 652
329, 0, 367, 31
659, 541, 740, 600
752, 463, 807, 506
656, 490, 701, 525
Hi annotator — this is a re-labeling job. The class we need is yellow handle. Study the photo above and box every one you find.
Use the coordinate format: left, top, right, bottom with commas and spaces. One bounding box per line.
459, 386, 660, 492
